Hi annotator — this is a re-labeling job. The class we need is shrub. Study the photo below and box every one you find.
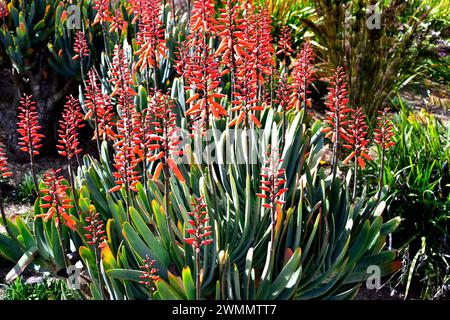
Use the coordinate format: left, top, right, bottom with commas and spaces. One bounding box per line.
304, 0, 450, 119
366, 99, 450, 299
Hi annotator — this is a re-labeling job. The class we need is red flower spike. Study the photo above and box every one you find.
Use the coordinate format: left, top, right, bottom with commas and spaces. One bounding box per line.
84, 69, 115, 141
84, 205, 107, 249
0, 0, 9, 19
139, 254, 159, 292
184, 197, 213, 254
275, 72, 292, 112
257, 147, 287, 210
374, 107, 395, 151
93, 0, 112, 25
133, 0, 167, 74
109, 45, 142, 193
229, 58, 260, 128
248, 4, 275, 86
0, 145, 12, 179
17, 94, 44, 157
184, 33, 227, 133
175, 41, 190, 79
147, 92, 185, 182
291, 41, 315, 111
342, 107, 372, 169
215, 0, 244, 76
276, 26, 294, 62
108, 8, 128, 34
322, 67, 351, 144
190, 0, 217, 35
36, 169, 76, 230
57, 96, 85, 160
73, 31, 90, 61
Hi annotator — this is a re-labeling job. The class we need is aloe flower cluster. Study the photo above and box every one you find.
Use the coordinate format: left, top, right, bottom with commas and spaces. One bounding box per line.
0, 0, 8, 20
257, 147, 287, 261
276, 26, 294, 66
17, 94, 43, 193
374, 107, 396, 194
184, 196, 213, 252
93, 0, 112, 25
374, 107, 396, 152
343, 107, 372, 199
322, 67, 351, 178
73, 31, 90, 61
57, 96, 85, 161
343, 107, 372, 170
0, 146, 12, 179
184, 196, 212, 299
257, 148, 287, 211
84, 69, 115, 148
184, 36, 226, 131
109, 46, 142, 195
139, 255, 159, 293
84, 205, 106, 249
147, 92, 184, 183
38, 169, 75, 230
133, 0, 167, 80
291, 41, 315, 112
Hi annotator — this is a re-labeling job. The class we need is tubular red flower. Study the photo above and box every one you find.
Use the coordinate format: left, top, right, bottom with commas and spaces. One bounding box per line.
109, 45, 142, 193
37, 169, 76, 230
84, 205, 107, 249
215, 0, 244, 77
257, 148, 287, 211
0, 0, 8, 20
184, 34, 227, 133
190, 0, 217, 35
291, 41, 315, 111
244, 4, 275, 86
147, 92, 185, 182
175, 41, 190, 79
184, 196, 213, 254
0, 145, 12, 179
108, 8, 128, 34
374, 107, 395, 151
229, 57, 260, 128
93, 0, 112, 25
276, 72, 292, 112
342, 107, 372, 169
133, 0, 167, 74
84, 69, 115, 141
73, 31, 90, 61
57, 95, 85, 160
17, 94, 44, 157
322, 67, 351, 143
276, 26, 294, 62
139, 254, 159, 292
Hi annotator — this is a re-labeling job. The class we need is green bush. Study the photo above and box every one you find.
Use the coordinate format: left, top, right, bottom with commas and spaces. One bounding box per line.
2, 277, 80, 300
366, 99, 450, 299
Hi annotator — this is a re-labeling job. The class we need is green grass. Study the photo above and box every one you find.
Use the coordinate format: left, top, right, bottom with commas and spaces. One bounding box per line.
1, 277, 82, 300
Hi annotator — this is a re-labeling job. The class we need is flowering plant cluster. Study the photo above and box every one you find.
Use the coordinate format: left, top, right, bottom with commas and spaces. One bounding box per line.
0, 0, 401, 301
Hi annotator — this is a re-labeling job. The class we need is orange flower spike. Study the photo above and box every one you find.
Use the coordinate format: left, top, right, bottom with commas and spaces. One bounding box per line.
73, 31, 89, 61
291, 41, 315, 112
57, 96, 85, 160
344, 107, 371, 170
184, 197, 213, 253
256, 147, 287, 211
0, 146, 12, 179
38, 169, 75, 230
17, 94, 44, 158
84, 205, 107, 249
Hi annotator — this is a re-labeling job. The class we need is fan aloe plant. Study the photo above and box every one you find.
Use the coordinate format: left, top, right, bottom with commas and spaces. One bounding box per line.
0, 0, 402, 300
